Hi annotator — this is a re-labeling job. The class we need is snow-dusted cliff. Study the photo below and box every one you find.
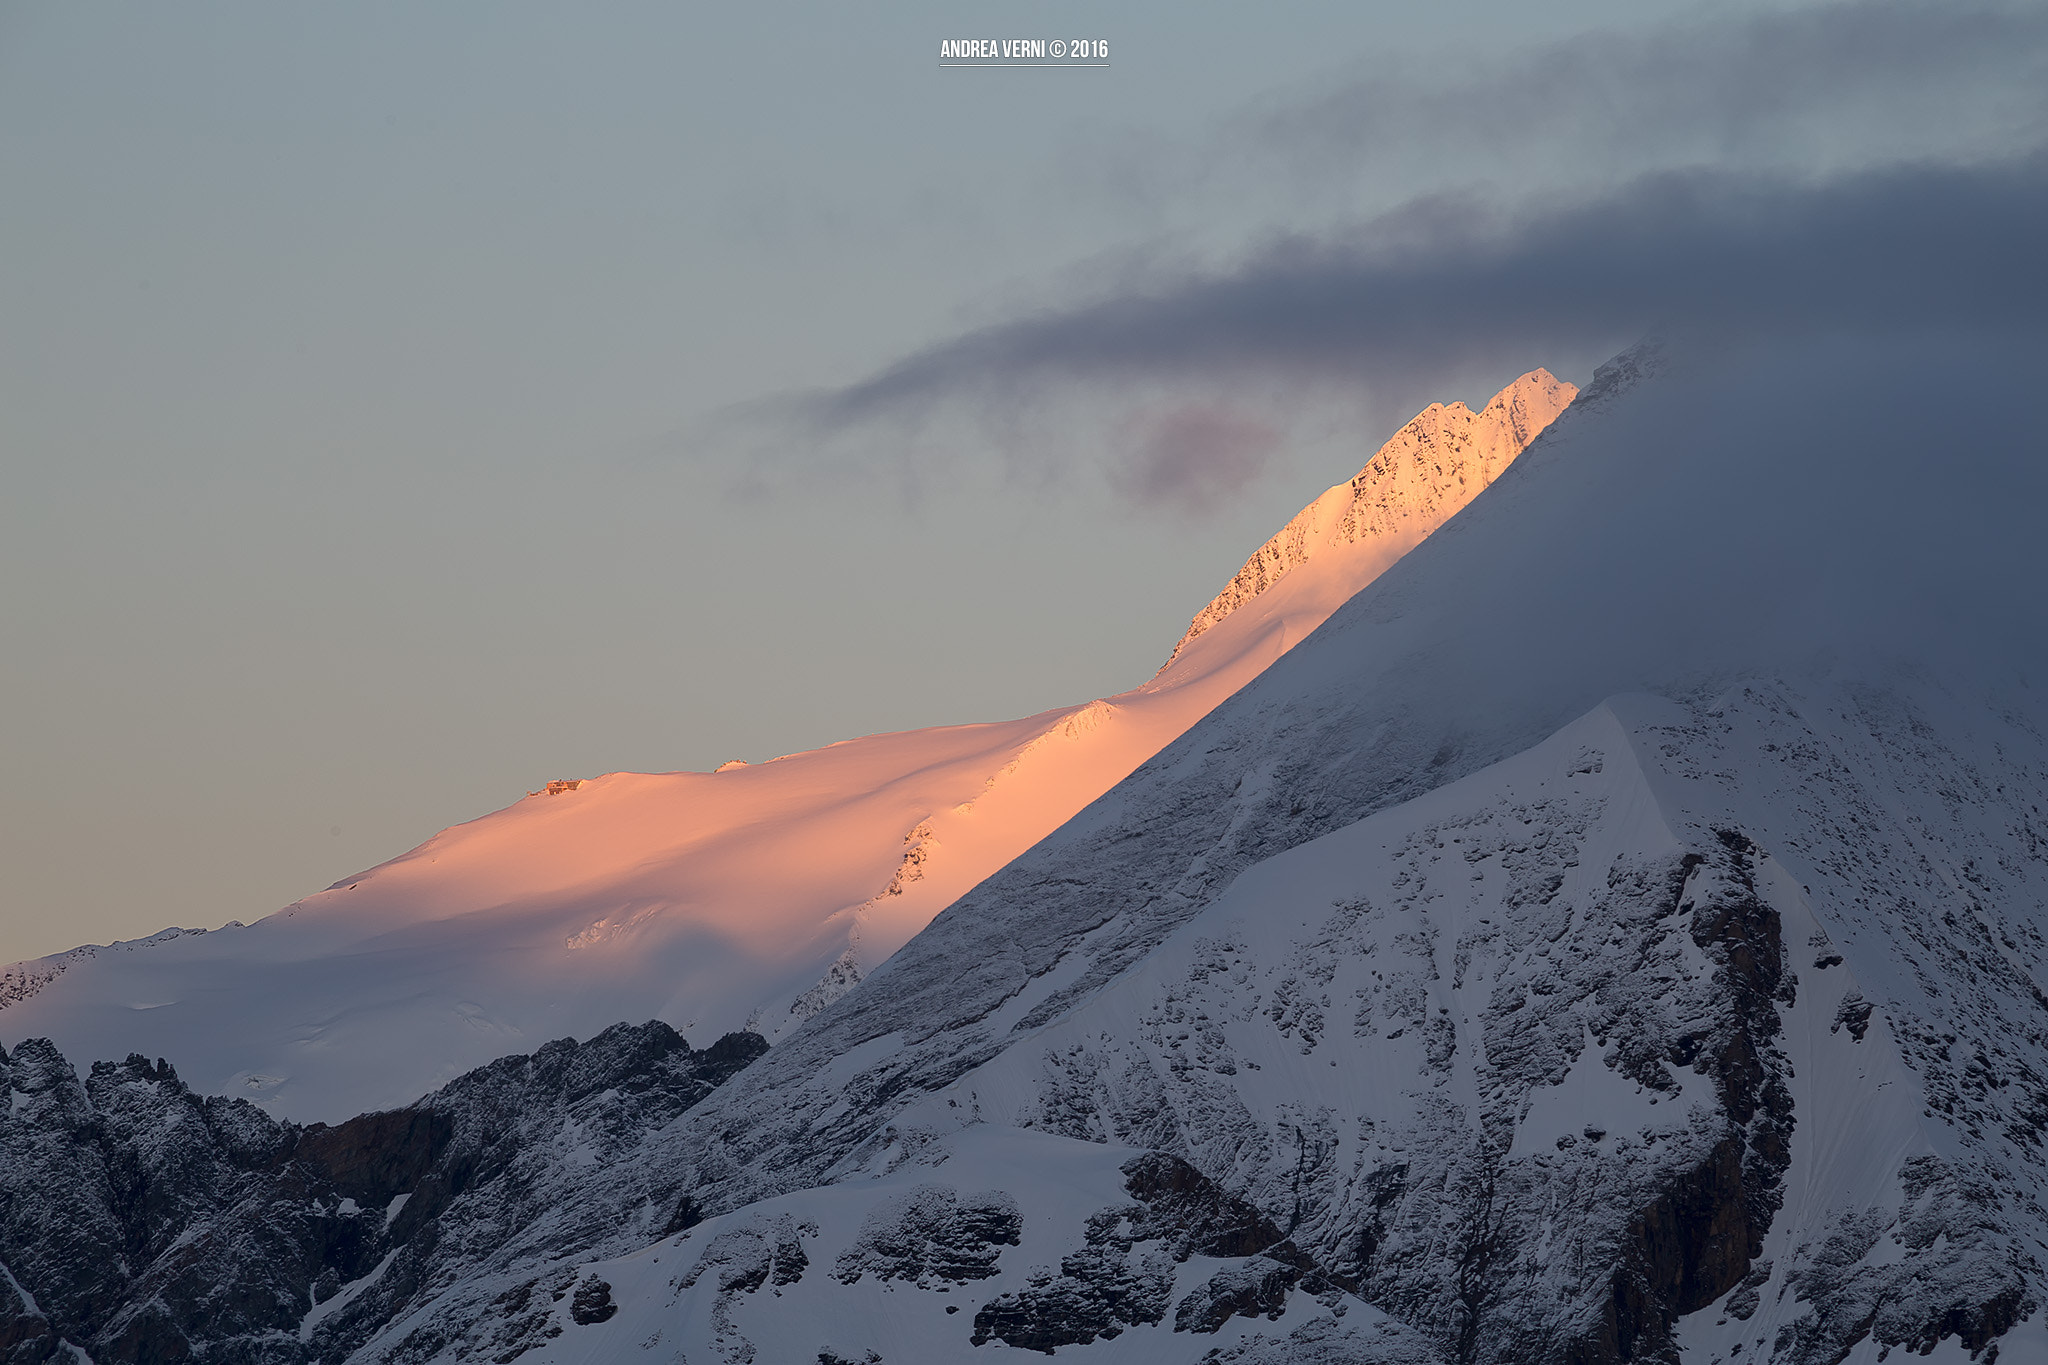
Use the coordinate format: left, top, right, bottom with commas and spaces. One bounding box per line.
0, 372, 1573, 1123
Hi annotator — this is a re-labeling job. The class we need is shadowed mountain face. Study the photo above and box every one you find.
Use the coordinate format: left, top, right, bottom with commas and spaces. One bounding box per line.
7, 335, 2048, 1365
0, 1024, 765, 1365
0, 374, 1573, 1125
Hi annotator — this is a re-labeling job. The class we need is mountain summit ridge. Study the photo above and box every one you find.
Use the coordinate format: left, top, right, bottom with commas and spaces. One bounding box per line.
1165, 369, 1572, 667
0, 370, 1575, 1122
5, 335, 2047, 1365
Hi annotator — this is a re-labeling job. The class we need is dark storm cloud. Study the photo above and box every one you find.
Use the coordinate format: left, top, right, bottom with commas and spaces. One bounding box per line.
1237, 1, 2048, 185
707, 2, 2048, 517
807, 151, 2048, 427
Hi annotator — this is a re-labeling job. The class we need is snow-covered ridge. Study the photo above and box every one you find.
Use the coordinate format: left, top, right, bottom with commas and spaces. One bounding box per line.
8, 334, 2048, 1364
1165, 369, 1573, 666
0, 926, 221, 1011
478, 331, 2046, 1359
12, 666, 2043, 1365
0, 371, 1574, 1122
507, 681, 2043, 1365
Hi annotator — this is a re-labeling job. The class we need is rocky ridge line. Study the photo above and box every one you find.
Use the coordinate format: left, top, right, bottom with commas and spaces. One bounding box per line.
1164, 369, 1574, 667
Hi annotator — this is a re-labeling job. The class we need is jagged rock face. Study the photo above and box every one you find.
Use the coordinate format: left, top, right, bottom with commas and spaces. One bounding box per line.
0, 1024, 764, 1365
897, 685, 2037, 1365
967, 1153, 1309, 1351
831, 1185, 1021, 1286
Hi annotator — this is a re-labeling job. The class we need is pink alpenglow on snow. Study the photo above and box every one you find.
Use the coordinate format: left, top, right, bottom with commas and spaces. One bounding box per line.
0, 371, 1574, 1121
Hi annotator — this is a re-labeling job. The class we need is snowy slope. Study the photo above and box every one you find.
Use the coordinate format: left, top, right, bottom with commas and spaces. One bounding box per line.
11, 671, 2044, 1365
446, 681, 2048, 1364
320, 332, 2044, 1363
0, 372, 1572, 1122
7, 334, 2047, 1365
479, 1125, 1443, 1365
618, 334, 2048, 1233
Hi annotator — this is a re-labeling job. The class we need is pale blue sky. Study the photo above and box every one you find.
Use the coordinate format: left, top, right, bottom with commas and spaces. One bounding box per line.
5, 0, 2036, 960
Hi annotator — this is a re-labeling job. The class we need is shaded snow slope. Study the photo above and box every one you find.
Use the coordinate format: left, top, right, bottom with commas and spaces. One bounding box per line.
335, 676, 2048, 1364
628, 334, 2048, 1231
0, 372, 1572, 1123
273, 673, 2048, 1365
8, 336, 2048, 1364
13, 670, 2046, 1365
331, 332, 2048, 1360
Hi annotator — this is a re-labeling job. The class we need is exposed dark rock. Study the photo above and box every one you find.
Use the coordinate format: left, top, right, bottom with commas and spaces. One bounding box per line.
0, 1263, 62, 1365
678, 1214, 813, 1294
1195, 1310, 1447, 1364
295, 1108, 451, 1210
567, 1277, 614, 1325
972, 1151, 1337, 1353
479, 1269, 571, 1365
1119, 1152, 1289, 1260
1833, 993, 1874, 1042
969, 1244, 1177, 1353
1723, 1259, 1771, 1321
832, 1186, 1019, 1286
1173, 1254, 1300, 1333
0, 1024, 765, 1365
1546, 830, 1797, 1365
1688, 830, 1796, 1258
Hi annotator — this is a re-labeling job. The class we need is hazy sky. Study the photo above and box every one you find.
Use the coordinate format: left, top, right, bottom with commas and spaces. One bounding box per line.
4, 1, 2041, 962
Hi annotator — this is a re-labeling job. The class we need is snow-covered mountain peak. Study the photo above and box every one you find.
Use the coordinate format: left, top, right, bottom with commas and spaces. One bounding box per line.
0, 373, 1578, 1121
10, 332, 2048, 1365
1162, 368, 1574, 669
604, 331, 2048, 1259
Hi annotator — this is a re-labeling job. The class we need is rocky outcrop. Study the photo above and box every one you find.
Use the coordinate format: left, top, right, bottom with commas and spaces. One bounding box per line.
0, 1024, 764, 1365
970, 1152, 1334, 1353
832, 1186, 1020, 1286
567, 1277, 615, 1326
1173, 1255, 1301, 1333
